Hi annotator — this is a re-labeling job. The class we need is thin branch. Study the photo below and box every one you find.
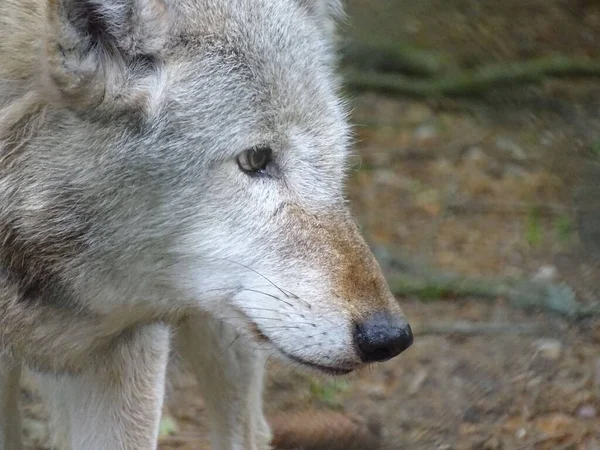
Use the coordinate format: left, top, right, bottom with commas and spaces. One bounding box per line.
415, 321, 545, 336
345, 56, 600, 97
341, 40, 451, 77
387, 271, 600, 319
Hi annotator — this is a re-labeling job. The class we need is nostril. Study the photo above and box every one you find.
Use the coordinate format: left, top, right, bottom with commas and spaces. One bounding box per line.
354, 314, 413, 363
365, 346, 392, 362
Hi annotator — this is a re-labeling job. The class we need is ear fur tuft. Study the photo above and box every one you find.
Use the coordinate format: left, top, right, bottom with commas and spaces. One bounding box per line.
43, 0, 169, 112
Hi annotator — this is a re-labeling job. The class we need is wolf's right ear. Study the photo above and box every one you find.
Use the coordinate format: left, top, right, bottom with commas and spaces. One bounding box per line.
297, 0, 345, 36
43, 0, 170, 111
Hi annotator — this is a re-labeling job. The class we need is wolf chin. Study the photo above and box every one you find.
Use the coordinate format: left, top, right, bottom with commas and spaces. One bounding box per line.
0, 0, 413, 449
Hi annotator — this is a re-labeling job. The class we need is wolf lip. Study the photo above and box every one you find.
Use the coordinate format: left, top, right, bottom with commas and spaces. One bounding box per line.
271, 343, 355, 375
245, 317, 355, 374
280, 350, 355, 375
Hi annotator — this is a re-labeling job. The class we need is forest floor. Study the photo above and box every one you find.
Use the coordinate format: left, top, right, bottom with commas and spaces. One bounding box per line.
19, 0, 600, 449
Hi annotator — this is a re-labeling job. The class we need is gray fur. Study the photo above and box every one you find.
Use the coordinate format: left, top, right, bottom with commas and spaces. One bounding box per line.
0, 0, 408, 449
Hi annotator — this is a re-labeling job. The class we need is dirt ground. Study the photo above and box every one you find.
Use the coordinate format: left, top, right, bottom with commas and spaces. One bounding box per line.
17, 1, 600, 449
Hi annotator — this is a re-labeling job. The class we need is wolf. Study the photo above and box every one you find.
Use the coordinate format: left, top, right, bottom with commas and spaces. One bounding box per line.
0, 0, 413, 449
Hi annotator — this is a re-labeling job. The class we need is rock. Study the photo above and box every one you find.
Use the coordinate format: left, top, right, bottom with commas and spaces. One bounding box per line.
463, 146, 487, 163
495, 136, 527, 160
539, 130, 555, 147
533, 339, 562, 360
576, 404, 597, 419
413, 124, 438, 144
532, 265, 558, 282
504, 164, 528, 179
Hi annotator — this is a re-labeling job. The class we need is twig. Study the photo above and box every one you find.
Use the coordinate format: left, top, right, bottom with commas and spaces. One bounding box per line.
341, 39, 451, 77
387, 271, 600, 319
345, 56, 600, 97
371, 245, 599, 319
447, 199, 571, 216
415, 321, 545, 336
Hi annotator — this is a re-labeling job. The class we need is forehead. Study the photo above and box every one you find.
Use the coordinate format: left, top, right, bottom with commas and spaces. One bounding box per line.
164, 0, 349, 157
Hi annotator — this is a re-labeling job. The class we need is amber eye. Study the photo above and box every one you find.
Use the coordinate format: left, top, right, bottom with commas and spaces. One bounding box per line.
236, 147, 272, 174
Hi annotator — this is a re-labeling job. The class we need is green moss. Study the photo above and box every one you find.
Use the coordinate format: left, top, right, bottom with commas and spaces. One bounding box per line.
526, 208, 543, 248
309, 379, 350, 409
555, 214, 573, 243
591, 139, 600, 158
158, 415, 179, 438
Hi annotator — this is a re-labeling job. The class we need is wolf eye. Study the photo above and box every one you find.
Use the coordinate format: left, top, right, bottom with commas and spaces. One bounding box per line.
236, 147, 272, 175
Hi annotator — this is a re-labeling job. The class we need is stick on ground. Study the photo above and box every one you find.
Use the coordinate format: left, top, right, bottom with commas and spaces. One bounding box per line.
345, 56, 600, 97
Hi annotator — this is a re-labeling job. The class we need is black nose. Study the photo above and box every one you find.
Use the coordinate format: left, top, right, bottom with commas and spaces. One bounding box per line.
354, 313, 413, 363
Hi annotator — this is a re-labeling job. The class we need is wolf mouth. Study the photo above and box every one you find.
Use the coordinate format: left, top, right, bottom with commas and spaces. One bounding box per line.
245, 317, 355, 375
276, 348, 355, 375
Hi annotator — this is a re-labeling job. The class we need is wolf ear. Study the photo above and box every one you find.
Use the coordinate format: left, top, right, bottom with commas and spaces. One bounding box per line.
298, 0, 345, 35
44, 0, 169, 111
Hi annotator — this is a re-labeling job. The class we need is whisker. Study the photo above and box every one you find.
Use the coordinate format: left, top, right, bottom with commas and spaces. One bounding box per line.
219, 333, 241, 358
259, 325, 302, 330
216, 257, 295, 299
241, 288, 295, 308
186, 255, 314, 310
241, 287, 316, 311
247, 317, 318, 327
215, 316, 283, 324
241, 307, 307, 318
191, 285, 301, 311
264, 354, 275, 371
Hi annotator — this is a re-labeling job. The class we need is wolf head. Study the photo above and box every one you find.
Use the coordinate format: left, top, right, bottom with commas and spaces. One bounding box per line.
0, 0, 412, 373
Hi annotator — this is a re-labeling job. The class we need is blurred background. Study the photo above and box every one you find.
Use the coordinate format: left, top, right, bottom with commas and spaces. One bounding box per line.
21, 1, 600, 449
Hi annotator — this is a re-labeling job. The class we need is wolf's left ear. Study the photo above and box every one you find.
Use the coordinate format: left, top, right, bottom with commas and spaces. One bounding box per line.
297, 0, 345, 36
43, 0, 170, 111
